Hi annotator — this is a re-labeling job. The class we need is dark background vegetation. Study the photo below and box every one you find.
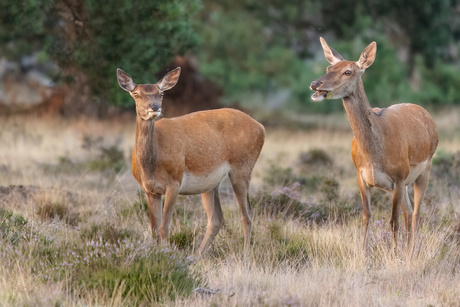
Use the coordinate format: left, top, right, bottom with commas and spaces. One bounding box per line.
1, 0, 459, 114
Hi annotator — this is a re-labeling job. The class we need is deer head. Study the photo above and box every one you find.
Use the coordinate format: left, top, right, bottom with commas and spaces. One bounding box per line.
310, 37, 377, 102
116, 67, 181, 120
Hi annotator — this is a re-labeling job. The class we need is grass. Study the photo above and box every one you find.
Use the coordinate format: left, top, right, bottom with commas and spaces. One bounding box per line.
0, 109, 459, 306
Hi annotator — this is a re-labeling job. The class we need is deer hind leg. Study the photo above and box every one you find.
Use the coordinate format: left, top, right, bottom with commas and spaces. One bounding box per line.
197, 185, 224, 255
357, 172, 372, 253
411, 162, 432, 258
401, 186, 414, 252
159, 184, 180, 242
390, 183, 405, 256
146, 192, 163, 243
229, 170, 253, 253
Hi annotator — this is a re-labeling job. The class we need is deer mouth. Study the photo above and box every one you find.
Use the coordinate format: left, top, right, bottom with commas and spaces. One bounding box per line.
143, 109, 162, 120
311, 90, 330, 102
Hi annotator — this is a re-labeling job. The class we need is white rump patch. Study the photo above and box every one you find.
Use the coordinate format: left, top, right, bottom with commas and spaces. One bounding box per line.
179, 163, 231, 195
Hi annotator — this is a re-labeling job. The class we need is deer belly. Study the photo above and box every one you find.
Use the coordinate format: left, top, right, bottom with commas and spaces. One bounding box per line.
360, 165, 393, 191
178, 163, 231, 195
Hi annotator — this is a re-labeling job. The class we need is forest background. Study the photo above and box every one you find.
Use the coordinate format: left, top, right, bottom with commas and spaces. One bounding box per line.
1, 0, 459, 114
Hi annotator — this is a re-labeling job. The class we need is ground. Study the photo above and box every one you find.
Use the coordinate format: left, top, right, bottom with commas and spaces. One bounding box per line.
0, 107, 459, 306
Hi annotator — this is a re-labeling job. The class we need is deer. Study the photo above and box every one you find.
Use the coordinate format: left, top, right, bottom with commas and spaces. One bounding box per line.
310, 38, 438, 257
116, 67, 265, 255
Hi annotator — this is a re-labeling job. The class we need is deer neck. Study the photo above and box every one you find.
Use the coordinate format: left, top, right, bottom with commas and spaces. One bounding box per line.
342, 79, 382, 156
134, 116, 158, 176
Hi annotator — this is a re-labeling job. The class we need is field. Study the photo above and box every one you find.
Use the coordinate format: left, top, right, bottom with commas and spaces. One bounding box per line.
0, 108, 459, 306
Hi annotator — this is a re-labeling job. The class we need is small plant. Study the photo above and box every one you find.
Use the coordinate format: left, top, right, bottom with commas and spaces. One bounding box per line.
263, 162, 303, 187
121, 190, 149, 218
169, 230, 195, 251
36, 202, 79, 226
319, 177, 340, 203
80, 222, 138, 246
88, 145, 125, 173
432, 150, 454, 167
298, 148, 333, 168
277, 239, 309, 265
0, 208, 29, 245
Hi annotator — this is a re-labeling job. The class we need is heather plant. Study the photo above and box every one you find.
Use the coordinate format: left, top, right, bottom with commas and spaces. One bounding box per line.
0, 208, 30, 245
80, 222, 139, 246
34, 238, 199, 303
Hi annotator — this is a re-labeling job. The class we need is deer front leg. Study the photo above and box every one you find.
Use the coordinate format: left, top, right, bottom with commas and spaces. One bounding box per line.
198, 185, 224, 255
159, 184, 180, 242
390, 183, 404, 256
146, 193, 163, 243
357, 172, 372, 253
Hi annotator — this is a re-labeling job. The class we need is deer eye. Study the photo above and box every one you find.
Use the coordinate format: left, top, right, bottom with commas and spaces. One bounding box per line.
133, 92, 139, 99
344, 70, 352, 76
160, 92, 164, 98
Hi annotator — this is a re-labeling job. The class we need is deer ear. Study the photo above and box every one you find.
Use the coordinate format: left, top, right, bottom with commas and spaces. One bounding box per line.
117, 68, 136, 92
157, 67, 181, 91
320, 37, 344, 65
357, 42, 377, 70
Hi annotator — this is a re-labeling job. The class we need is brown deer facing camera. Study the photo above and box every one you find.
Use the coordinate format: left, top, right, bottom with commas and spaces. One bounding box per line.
117, 67, 265, 254
310, 38, 438, 257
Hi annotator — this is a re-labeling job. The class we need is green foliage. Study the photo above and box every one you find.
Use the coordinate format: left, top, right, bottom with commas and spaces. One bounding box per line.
196, 0, 460, 110
35, 237, 199, 303
77, 248, 197, 302
0, 0, 200, 106
196, 0, 309, 104
0, 0, 55, 61
88, 145, 125, 173
77, 0, 201, 106
277, 239, 309, 264
0, 208, 29, 245
169, 230, 195, 251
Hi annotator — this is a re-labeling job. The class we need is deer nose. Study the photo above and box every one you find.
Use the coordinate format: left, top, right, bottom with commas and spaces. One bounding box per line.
310, 80, 323, 91
149, 104, 161, 111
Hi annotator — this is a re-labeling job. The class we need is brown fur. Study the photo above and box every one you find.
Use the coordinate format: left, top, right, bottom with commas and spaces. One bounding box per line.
117, 68, 265, 254
310, 38, 438, 257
